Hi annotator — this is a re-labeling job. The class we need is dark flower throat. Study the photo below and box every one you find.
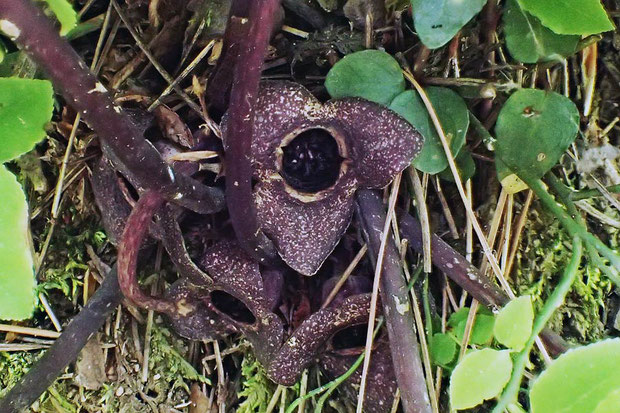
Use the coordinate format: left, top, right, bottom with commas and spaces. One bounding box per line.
281, 128, 343, 193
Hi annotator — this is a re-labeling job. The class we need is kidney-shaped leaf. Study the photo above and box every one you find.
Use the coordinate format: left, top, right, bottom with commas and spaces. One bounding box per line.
495, 88, 579, 181
325, 50, 405, 106
450, 348, 513, 410
504, 0, 579, 64
494, 295, 534, 352
0, 165, 35, 320
389, 87, 469, 174
411, 0, 487, 49
0, 77, 53, 163
530, 339, 620, 413
518, 0, 614, 36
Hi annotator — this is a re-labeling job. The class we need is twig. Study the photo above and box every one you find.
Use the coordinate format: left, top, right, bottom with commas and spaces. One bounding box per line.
321, 244, 368, 308
408, 168, 432, 272
404, 70, 514, 298
0, 324, 60, 339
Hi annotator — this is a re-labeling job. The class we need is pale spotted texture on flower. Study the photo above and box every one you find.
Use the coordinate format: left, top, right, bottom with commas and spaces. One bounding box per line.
246, 81, 423, 275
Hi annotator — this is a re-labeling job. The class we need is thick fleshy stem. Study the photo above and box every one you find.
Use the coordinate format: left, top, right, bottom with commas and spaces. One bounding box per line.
0, 266, 123, 413
117, 191, 177, 314
223, 0, 280, 263
397, 211, 569, 357
356, 190, 433, 413
0, 0, 224, 215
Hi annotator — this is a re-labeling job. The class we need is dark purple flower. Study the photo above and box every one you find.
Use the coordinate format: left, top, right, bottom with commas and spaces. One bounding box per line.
235, 81, 423, 275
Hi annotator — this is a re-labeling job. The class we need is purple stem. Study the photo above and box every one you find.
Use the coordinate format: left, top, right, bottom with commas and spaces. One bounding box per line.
117, 191, 177, 314
356, 190, 433, 413
223, 0, 280, 263
0, 0, 224, 214
205, 0, 250, 113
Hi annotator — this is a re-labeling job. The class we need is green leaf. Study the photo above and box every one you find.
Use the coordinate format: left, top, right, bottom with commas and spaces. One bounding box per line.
494, 295, 534, 351
450, 349, 513, 410
41, 0, 78, 36
0, 165, 35, 320
593, 389, 620, 413
411, 0, 487, 49
530, 339, 620, 413
325, 50, 405, 106
429, 333, 457, 366
448, 307, 495, 346
0, 78, 54, 163
518, 0, 614, 36
495, 88, 579, 181
438, 149, 476, 182
389, 87, 469, 174
503, 0, 579, 63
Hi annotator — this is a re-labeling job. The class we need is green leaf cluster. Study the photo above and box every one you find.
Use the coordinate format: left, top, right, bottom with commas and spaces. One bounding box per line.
0, 77, 54, 320
325, 50, 474, 178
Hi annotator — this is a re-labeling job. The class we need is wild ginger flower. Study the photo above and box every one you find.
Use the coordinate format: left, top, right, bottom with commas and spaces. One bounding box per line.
239, 81, 423, 275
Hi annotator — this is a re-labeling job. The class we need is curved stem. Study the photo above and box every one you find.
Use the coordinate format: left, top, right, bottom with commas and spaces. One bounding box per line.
546, 174, 620, 285
492, 236, 583, 413
117, 191, 176, 314
0, 0, 224, 214
224, 0, 280, 263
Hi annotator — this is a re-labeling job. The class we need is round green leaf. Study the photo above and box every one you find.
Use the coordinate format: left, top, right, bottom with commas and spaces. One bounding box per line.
518, 0, 614, 36
325, 50, 405, 106
389, 87, 469, 174
448, 307, 495, 346
439, 149, 476, 182
593, 389, 620, 413
0, 77, 54, 163
450, 349, 513, 410
0, 165, 35, 320
430, 333, 457, 366
495, 88, 579, 181
530, 339, 620, 413
411, 0, 487, 49
494, 295, 534, 351
504, 0, 579, 64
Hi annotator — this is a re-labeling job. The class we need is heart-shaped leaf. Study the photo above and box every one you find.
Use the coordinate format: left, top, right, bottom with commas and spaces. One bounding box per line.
0, 77, 54, 163
389, 87, 469, 174
504, 0, 579, 63
411, 0, 487, 49
495, 88, 579, 181
0, 165, 35, 320
325, 50, 405, 106
530, 339, 620, 413
518, 0, 614, 36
